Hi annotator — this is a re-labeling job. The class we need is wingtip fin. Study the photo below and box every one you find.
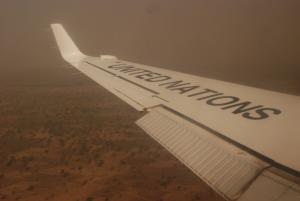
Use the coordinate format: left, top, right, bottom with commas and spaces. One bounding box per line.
51, 23, 86, 63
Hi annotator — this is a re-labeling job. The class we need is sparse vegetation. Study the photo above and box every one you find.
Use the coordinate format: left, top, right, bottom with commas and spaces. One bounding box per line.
5, 156, 16, 167
26, 185, 34, 191
0, 84, 224, 201
86, 196, 94, 201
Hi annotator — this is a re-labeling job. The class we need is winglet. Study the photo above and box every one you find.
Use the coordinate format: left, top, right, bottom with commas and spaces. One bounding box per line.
51, 24, 86, 65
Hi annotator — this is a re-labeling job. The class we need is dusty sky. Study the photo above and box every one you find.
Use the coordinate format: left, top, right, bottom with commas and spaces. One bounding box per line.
1, 0, 300, 95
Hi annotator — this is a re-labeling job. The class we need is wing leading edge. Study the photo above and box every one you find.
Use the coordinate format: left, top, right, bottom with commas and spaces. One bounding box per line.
51, 24, 300, 201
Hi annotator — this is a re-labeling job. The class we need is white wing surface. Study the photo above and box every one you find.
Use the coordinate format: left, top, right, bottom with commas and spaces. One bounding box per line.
51, 24, 300, 201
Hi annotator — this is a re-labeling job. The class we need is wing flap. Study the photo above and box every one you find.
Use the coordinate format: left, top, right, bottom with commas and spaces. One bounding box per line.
136, 107, 268, 200
238, 170, 300, 201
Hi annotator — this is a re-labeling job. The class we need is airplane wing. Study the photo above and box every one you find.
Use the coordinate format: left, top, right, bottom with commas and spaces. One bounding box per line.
51, 24, 300, 201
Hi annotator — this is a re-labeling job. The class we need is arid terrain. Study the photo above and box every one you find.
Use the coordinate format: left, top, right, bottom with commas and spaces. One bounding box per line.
1, 1, 299, 201
0, 80, 224, 201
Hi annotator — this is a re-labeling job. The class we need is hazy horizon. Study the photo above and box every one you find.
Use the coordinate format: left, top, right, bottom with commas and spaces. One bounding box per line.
1, 0, 299, 95
1, 1, 300, 201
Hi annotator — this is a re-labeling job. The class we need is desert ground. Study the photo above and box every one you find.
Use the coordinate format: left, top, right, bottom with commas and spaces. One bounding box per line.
1, 1, 299, 201
0, 78, 224, 201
